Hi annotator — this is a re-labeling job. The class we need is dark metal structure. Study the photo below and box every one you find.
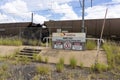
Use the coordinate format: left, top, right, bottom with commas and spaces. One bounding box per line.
0, 22, 31, 37
0, 22, 49, 42
0, 18, 120, 41
45, 18, 120, 40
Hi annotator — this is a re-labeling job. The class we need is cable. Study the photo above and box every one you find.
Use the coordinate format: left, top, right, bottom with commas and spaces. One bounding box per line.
79, 0, 82, 8
91, 0, 92, 7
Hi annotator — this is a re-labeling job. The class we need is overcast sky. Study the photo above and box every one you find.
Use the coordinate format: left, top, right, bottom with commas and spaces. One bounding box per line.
0, 0, 120, 23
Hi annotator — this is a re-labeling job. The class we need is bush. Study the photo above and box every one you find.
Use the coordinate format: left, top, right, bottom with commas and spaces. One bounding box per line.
33, 54, 42, 62
102, 41, 119, 68
79, 62, 84, 68
69, 56, 77, 69
1, 64, 8, 71
33, 54, 38, 61
26, 39, 39, 46
86, 40, 96, 50
36, 66, 50, 75
115, 53, 120, 65
56, 57, 65, 72
59, 57, 64, 65
56, 63, 64, 72
91, 63, 108, 73
0, 38, 22, 46
45, 57, 49, 63
17, 56, 31, 64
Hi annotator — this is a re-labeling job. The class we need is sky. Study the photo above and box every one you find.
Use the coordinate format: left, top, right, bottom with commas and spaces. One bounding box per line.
0, 0, 120, 24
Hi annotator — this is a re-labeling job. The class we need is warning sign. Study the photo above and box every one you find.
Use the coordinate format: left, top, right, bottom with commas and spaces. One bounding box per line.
63, 41, 72, 50
52, 33, 86, 51
54, 41, 63, 49
72, 42, 82, 50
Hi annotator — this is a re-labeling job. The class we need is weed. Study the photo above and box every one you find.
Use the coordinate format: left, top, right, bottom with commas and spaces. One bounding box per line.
86, 40, 96, 50
79, 62, 84, 68
102, 41, 120, 71
69, 56, 77, 69
0, 64, 11, 79
41, 42, 46, 47
1, 64, 8, 71
27, 39, 38, 46
32, 75, 40, 80
56, 57, 65, 72
59, 57, 64, 65
56, 63, 64, 72
36, 66, 50, 75
33, 54, 43, 62
33, 54, 38, 61
45, 57, 49, 63
17, 56, 31, 64
36, 55, 42, 62
0, 38, 22, 46
91, 63, 108, 73
90, 73, 108, 79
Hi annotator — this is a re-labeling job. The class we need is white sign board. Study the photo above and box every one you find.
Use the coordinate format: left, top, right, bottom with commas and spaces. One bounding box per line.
52, 33, 86, 50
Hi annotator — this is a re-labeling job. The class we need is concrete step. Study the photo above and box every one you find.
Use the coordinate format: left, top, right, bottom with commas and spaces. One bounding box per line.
16, 47, 41, 59
16, 55, 33, 59
19, 52, 34, 56
20, 50, 40, 54
23, 48, 41, 52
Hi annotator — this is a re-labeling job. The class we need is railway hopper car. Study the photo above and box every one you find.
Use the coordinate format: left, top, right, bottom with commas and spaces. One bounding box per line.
0, 22, 49, 42
45, 18, 120, 40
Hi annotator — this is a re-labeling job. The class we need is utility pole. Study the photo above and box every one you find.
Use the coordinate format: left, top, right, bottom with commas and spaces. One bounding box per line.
80, 0, 85, 50
81, 0, 85, 32
31, 13, 33, 23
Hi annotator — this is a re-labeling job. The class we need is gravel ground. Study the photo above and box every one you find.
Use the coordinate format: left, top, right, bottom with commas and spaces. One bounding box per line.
0, 46, 107, 67
0, 46, 119, 80
0, 61, 119, 80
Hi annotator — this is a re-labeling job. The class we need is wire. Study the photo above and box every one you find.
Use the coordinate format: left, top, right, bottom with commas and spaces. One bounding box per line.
91, 0, 92, 7
79, 0, 82, 8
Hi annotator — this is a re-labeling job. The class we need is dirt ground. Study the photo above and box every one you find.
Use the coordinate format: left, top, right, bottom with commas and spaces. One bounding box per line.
0, 46, 107, 67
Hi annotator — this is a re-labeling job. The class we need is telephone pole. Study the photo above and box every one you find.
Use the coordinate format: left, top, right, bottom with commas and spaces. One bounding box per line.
81, 0, 85, 32
31, 13, 33, 23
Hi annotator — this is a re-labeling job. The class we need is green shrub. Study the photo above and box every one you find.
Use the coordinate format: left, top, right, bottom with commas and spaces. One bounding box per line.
0, 38, 22, 46
102, 41, 119, 68
115, 53, 120, 65
91, 63, 108, 73
79, 62, 84, 68
16, 56, 31, 64
36, 66, 50, 75
59, 57, 64, 65
33, 54, 43, 62
56, 57, 65, 72
69, 56, 77, 69
56, 63, 64, 72
41, 42, 46, 47
33, 54, 38, 61
27, 39, 38, 46
1, 64, 8, 71
36, 55, 43, 62
45, 57, 49, 63
86, 40, 96, 50
32, 75, 40, 80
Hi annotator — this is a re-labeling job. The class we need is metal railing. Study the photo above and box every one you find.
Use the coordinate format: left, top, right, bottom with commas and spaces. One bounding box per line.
43, 37, 104, 51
